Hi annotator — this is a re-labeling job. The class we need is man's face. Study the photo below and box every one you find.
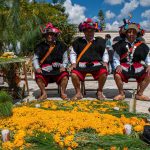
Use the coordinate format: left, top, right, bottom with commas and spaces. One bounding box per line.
45, 32, 57, 42
83, 28, 95, 40
126, 28, 137, 43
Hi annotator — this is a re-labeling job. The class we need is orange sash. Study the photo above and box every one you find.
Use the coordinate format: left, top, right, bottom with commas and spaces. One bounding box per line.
121, 42, 143, 60
76, 41, 93, 64
40, 45, 55, 65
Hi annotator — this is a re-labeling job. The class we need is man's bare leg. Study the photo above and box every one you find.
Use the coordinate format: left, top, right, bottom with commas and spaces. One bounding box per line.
71, 73, 83, 100
36, 78, 47, 100
136, 76, 150, 100
97, 73, 107, 100
114, 74, 125, 100
60, 76, 69, 99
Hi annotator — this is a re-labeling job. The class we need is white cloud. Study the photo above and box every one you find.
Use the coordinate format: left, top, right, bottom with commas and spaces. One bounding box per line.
105, 10, 115, 20
141, 9, 150, 20
140, 0, 150, 6
105, 21, 121, 31
141, 9, 150, 30
118, 0, 139, 19
63, 0, 86, 24
140, 20, 150, 30
104, 0, 124, 5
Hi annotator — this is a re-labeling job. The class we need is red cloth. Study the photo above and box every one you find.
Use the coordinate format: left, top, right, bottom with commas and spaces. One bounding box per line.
115, 62, 147, 83
72, 68, 108, 81
35, 71, 69, 87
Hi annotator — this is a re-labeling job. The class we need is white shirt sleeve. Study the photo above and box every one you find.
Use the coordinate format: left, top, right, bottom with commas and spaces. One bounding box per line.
69, 46, 77, 64
62, 51, 69, 68
102, 48, 109, 63
32, 54, 40, 70
145, 51, 150, 66
113, 51, 120, 69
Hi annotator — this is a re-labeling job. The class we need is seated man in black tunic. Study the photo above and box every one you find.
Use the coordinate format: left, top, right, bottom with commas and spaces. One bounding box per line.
33, 22, 69, 100
69, 18, 109, 100
113, 20, 150, 101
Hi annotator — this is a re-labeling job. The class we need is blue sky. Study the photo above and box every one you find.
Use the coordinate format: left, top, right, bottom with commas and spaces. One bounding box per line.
42, 0, 150, 30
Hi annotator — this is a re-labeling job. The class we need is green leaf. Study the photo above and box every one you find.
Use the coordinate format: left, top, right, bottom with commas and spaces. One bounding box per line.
25, 132, 61, 150
0, 91, 13, 103
0, 91, 13, 117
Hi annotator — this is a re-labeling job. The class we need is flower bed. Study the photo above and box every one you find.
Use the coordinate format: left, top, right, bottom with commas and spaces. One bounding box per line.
0, 100, 150, 149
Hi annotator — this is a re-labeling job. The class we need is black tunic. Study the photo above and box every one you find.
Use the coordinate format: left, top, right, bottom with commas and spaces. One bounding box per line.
113, 40, 149, 63
35, 40, 67, 75
113, 39, 150, 78
72, 37, 106, 72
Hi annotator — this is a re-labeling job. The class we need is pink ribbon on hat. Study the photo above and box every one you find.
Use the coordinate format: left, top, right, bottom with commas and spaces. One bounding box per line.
40, 22, 61, 34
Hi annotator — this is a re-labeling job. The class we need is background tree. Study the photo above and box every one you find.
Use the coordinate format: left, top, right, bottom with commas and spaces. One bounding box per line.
52, 0, 65, 5
0, 0, 11, 53
0, 0, 76, 56
98, 9, 106, 31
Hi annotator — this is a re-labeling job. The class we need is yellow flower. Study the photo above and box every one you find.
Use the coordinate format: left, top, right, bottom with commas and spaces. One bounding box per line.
64, 135, 74, 146
58, 141, 64, 148
134, 125, 143, 132
67, 147, 72, 150
110, 146, 116, 150
2, 141, 14, 150
71, 141, 78, 148
51, 104, 57, 109
54, 133, 61, 143
13, 130, 26, 147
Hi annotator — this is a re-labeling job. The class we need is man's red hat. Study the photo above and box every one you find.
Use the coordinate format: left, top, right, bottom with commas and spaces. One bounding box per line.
79, 18, 99, 31
40, 22, 61, 34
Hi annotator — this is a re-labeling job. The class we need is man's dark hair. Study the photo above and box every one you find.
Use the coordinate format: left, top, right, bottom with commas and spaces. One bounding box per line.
105, 34, 111, 39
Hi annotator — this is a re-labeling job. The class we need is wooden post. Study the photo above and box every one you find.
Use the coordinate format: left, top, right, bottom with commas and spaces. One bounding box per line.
22, 62, 29, 95
129, 89, 136, 113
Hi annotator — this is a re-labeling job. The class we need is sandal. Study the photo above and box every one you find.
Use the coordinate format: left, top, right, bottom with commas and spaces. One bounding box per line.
60, 94, 70, 100
37, 94, 47, 101
71, 95, 83, 101
97, 94, 106, 100
135, 94, 150, 101
96, 91, 106, 100
113, 94, 125, 101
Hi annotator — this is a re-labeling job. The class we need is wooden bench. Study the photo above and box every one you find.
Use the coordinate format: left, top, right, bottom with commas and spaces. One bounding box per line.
46, 83, 61, 95
81, 74, 98, 95
124, 78, 139, 91
81, 75, 139, 96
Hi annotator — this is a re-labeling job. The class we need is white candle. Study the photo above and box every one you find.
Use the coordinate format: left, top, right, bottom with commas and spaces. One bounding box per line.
124, 124, 132, 135
1, 129, 10, 142
35, 104, 41, 108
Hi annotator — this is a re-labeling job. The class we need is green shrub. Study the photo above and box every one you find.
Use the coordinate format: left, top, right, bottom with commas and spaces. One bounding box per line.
0, 91, 13, 117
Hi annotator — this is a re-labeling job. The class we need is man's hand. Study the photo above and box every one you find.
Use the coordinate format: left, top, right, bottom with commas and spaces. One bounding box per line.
146, 65, 150, 76
36, 68, 42, 74
60, 67, 66, 72
116, 65, 122, 73
69, 63, 76, 71
102, 62, 108, 70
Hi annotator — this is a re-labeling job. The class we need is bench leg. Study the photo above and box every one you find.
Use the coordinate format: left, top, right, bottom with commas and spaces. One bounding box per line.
58, 85, 61, 95
81, 81, 86, 95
